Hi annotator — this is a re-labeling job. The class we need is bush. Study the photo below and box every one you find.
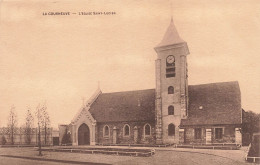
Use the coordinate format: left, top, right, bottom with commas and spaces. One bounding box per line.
61, 130, 71, 145
248, 135, 260, 157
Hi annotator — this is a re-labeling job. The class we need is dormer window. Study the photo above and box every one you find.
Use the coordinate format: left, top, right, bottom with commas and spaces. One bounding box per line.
166, 55, 175, 78
137, 99, 141, 107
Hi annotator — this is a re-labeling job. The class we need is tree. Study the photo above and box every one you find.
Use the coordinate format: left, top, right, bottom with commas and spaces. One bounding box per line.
7, 105, 17, 145
242, 109, 260, 145
1, 136, 6, 145
35, 102, 50, 156
42, 106, 50, 145
35, 104, 44, 156
25, 107, 34, 145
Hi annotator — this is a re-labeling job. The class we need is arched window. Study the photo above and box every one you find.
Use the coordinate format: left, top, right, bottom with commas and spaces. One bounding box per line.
168, 106, 174, 115
103, 125, 110, 137
168, 86, 174, 94
123, 124, 130, 136
168, 124, 175, 136
144, 124, 151, 136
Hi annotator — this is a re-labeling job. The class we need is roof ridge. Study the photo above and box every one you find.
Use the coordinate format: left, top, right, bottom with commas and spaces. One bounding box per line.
102, 88, 155, 95
189, 81, 239, 87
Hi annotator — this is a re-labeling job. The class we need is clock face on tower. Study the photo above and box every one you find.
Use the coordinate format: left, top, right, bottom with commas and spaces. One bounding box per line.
166, 55, 175, 64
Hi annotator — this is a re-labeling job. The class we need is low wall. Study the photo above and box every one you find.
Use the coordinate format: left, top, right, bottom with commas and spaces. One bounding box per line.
0, 127, 53, 145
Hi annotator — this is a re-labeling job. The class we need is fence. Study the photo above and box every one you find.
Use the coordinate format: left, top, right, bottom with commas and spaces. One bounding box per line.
0, 127, 53, 145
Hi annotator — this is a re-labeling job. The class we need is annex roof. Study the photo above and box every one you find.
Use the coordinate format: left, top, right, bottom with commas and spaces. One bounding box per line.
181, 81, 242, 126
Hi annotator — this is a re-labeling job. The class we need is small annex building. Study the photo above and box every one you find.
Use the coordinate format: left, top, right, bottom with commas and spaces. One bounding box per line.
59, 19, 242, 146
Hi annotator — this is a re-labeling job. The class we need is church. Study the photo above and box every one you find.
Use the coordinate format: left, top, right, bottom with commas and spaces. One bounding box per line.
59, 18, 242, 146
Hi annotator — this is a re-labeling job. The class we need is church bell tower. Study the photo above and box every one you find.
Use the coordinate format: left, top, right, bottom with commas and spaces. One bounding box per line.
154, 18, 189, 144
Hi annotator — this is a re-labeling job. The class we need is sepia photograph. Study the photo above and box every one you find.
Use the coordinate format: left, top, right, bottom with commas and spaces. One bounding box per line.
0, 0, 259, 164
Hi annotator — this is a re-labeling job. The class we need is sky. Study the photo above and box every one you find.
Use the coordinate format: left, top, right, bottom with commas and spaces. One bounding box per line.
0, 0, 259, 128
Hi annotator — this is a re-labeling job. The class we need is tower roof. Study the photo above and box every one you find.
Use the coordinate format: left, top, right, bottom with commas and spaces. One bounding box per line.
156, 18, 185, 48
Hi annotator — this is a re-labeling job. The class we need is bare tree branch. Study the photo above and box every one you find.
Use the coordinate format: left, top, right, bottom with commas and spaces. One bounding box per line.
25, 107, 34, 145
7, 105, 17, 145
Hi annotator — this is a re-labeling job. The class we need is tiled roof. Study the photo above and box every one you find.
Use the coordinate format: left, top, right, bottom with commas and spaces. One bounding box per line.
88, 81, 241, 125
89, 89, 155, 122
181, 81, 242, 126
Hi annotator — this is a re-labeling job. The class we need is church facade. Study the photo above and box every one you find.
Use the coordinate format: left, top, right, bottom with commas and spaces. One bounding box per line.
59, 19, 242, 146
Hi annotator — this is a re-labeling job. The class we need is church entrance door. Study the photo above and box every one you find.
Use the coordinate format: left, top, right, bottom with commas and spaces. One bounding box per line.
78, 123, 90, 145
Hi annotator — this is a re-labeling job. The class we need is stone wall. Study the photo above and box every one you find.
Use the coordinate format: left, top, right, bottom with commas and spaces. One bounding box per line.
97, 121, 156, 145
181, 125, 238, 144
155, 43, 189, 144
